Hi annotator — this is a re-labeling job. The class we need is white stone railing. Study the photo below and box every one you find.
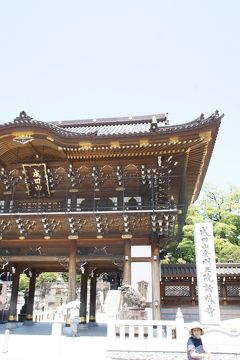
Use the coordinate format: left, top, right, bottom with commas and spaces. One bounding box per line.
33, 309, 65, 322
204, 326, 240, 354
106, 308, 240, 355
107, 308, 185, 352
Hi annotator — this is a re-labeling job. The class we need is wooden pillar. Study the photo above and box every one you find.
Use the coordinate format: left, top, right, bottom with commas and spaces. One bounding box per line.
160, 281, 165, 305
117, 190, 123, 210
80, 272, 88, 324
123, 240, 131, 284
69, 189, 77, 211
26, 270, 36, 321
151, 242, 161, 320
68, 240, 77, 302
222, 277, 227, 305
89, 274, 97, 323
8, 267, 20, 322
3, 194, 10, 212
190, 277, 196, 305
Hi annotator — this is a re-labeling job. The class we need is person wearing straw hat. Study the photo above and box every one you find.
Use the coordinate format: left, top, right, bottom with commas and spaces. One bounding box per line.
187, 321, 210, 359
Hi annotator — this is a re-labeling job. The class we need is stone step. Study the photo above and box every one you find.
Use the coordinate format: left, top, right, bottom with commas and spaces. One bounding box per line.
107, 351, 240, 360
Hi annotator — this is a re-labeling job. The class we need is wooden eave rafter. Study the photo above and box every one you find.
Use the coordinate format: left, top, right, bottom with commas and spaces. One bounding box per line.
60, 137, 203, 161
0, 209, 178, 243
0, 134, 64, 166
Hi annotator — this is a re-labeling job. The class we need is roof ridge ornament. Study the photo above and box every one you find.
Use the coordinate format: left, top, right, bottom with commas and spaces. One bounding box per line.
150, 115, 158, 132
14, 110, 33, 123
20, 110, 27, 118
197, 110, 221, 124
196, 113, 205, 123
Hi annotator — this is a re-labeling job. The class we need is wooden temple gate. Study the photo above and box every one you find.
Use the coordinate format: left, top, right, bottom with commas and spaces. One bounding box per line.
0, 110, 222, 322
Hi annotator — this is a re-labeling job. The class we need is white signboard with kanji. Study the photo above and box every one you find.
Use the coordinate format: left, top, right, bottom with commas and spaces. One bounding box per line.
194, 223, 220, 325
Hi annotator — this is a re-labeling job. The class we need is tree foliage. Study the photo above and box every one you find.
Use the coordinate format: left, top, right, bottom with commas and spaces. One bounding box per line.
19, 274, 30, 291
170, 185, 240, 263
36, 272, 59, 286
214, 238, 240, 262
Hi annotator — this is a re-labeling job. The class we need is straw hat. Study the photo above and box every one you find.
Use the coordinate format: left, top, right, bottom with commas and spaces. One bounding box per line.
188, 321, 204, 335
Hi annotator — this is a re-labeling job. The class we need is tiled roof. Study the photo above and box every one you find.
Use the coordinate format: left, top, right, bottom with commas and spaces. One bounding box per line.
161, 264, 197, 277
53, 111, 222, 137
64, 122, 153, 136
161, 263, 240, 277
216, 264, 240, 276
53, 113, 167, 126
53, 114, 168, 136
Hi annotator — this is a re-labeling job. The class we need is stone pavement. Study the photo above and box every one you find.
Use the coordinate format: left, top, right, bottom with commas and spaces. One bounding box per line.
0, 321, 109, 360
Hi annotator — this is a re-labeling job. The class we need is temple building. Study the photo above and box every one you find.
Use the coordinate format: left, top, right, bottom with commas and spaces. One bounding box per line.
0, 110, 223, 322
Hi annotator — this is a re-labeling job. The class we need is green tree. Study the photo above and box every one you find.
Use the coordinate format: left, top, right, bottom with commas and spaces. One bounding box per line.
214, 222, 237, 242
19, 274, 29, 291
170, 205, 204, 263
170, 185, 240, 263
175, 236, 195, 263
36, 272, 59, 286
214, 238, 240, 262
200, 185, 240, 244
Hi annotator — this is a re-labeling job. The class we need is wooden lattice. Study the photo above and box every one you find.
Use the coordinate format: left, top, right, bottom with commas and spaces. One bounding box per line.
226, 285, 240, 297
165, 285, 190, 297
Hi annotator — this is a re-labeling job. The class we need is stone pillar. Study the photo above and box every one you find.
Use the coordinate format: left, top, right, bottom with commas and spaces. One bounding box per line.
123, 240, 131, 284
80, 272, 88, 324
26, 270, 36, 321
68, 240, 77, 302
8, 267, 20, 322
151, 242, 161, 320
194, 223, 220, 325
89, 274, 97, 324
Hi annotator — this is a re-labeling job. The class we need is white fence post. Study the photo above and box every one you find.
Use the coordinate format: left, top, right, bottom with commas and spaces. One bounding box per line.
2, 329, 10, 353
176, 307, 185, 351
107, 313, 116, 340
51, 322, 62, 359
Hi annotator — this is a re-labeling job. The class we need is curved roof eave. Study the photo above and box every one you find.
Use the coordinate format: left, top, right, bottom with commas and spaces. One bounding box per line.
0, 111, 223, 141
188, 117, 222, 204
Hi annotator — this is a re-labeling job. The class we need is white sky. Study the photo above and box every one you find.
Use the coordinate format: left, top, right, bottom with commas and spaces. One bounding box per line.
0, 0, 239, 194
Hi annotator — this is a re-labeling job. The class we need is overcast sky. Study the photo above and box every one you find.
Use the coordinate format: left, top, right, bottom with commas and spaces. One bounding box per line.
0, 1, 239, 194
